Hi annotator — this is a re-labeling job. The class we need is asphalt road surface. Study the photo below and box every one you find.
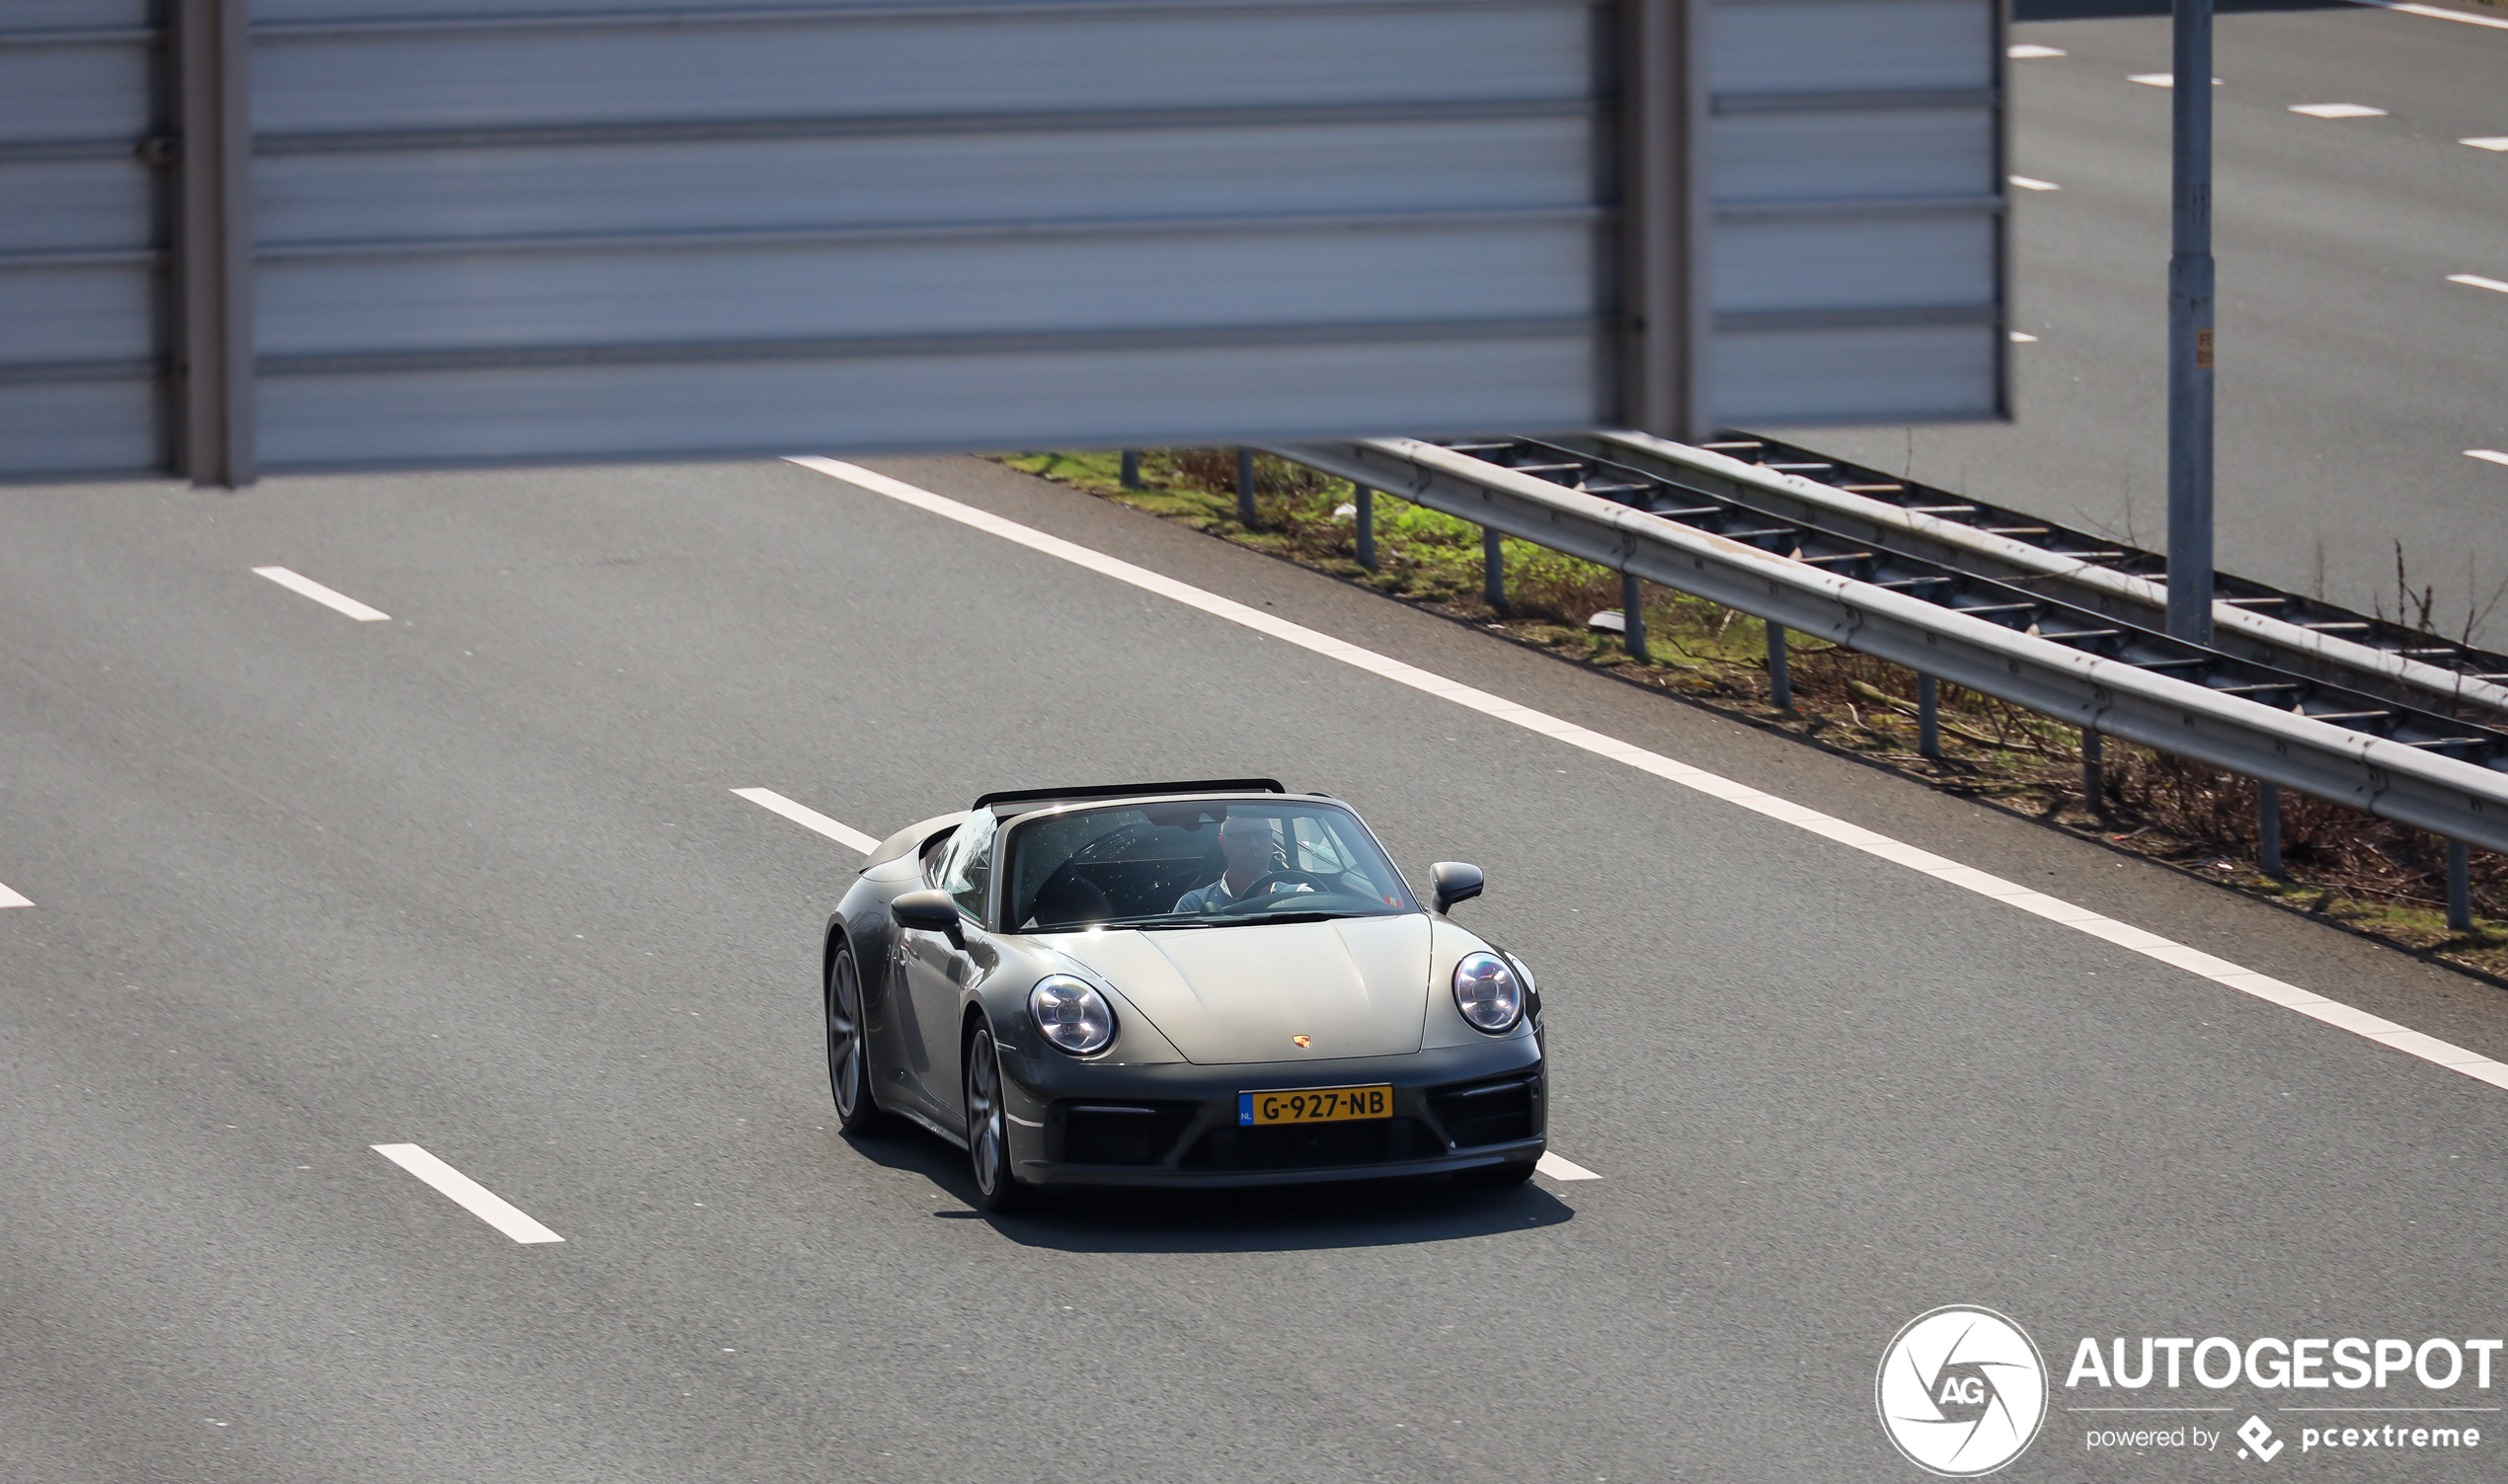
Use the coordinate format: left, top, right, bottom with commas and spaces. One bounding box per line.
5, 451, 2506, 1481
1792, 0, 2508, 647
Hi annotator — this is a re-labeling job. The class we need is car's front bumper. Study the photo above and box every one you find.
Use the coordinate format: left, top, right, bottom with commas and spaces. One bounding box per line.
999, 1036, 1545, 1190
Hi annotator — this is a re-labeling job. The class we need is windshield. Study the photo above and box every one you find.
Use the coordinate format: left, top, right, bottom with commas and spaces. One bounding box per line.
1002, 799, 1416, 932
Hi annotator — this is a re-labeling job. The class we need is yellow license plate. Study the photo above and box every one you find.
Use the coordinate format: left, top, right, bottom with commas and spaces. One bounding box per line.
1238, 1084, 1393, 1127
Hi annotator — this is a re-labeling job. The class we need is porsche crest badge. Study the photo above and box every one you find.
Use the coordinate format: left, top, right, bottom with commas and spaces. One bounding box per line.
1291, 1035, 1312, 1049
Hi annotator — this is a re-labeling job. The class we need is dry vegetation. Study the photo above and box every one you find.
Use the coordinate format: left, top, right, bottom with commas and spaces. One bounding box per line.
1000, 448, 2508, 978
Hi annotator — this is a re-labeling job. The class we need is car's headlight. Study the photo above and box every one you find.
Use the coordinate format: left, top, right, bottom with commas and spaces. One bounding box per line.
1030, 975, 1116, 1054
1451, 952, 1524, 1034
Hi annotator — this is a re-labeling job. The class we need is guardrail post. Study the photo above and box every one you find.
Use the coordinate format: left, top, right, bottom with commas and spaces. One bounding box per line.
1766, 623, 1790, 711
2448, 838, 2472, 932
1483, 527, 1507, 614
1918, 674, 1939, 759
1120, 449, 1141, 489
2257, 782, 2284, 878
2082, 728, 2104, 815
1236, 447, 1257, 527
1621, 572, 1647, 661
1355, 485, 1376, 572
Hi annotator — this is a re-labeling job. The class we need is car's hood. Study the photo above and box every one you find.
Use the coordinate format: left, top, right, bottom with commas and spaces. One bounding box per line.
1059, 915, 1431, 1064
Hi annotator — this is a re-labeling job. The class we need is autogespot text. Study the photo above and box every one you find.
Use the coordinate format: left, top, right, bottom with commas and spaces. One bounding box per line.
2065, 1335, 2501, 1391
2069, 1335, 2495, 1460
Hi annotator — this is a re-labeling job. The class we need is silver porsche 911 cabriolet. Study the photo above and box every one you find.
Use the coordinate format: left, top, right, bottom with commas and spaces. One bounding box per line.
820, 779, 1545, 1211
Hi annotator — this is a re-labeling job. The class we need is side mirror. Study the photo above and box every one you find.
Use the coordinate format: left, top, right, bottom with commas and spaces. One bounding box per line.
1430, 862, 1484, 914
892, 889, 965, 947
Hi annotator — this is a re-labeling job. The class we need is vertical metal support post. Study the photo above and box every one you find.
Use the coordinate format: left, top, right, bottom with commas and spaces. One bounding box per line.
1621, 571, 1647, 662
1120, 449, 1141, 489
1354, 485, 1375, 572
173, 0, 256, 487
1765, 623, 1790, 711
1619, 0, 1708, 440
2257, 782, 2284, 878
2082, 728, 2104, 815
2165, 0, 2216, 644
1235, 447, 1257, 527
1483, 527, 1506, 614
2447, 838, 2473, 932
1918, 674, 1940, 760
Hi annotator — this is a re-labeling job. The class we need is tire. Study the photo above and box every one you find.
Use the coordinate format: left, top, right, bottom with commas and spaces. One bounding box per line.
963, 1024, 1033, 1213
825, 946, 885, 1136
1457, 1156, 1538, 1190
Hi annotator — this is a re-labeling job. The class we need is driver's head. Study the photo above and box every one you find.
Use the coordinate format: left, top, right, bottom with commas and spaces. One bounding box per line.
1217, 813, 1279, 872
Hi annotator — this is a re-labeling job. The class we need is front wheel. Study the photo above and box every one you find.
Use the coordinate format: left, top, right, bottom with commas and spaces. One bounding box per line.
963, 1024, 1032, 1213
825, 947, 884, 1136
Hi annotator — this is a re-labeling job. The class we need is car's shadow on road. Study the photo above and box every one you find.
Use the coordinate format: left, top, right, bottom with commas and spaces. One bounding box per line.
840, 1128, 1575, 1253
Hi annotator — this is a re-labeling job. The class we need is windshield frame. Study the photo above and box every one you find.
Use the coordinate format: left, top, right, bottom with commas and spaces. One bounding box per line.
992, 793, 1418, 935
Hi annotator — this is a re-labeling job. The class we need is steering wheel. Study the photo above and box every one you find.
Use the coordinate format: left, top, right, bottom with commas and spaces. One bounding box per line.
1214, 869, 1335, 911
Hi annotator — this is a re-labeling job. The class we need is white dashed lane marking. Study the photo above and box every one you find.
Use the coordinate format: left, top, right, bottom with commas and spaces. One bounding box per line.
2008, 43, 2066, 58
2465, 138, 2508, 152
1537, 1152, 1601, 1182
2010, 332, 2040, 343
371, 1143, 563, 1244
2129, 74, 2222, 88
2008, 176, 2060, 192
732, 788, 880, 852
790, 456, 2508, 1099
2468, 450, 2508, 468
2289, 103, 2388, 119
252, 566, 390, 622
0, 881, 30, 908
2449, 274, 2508, 295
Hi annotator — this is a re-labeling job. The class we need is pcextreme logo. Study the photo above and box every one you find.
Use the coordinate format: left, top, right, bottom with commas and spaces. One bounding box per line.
1877, 1306, 2051, 1476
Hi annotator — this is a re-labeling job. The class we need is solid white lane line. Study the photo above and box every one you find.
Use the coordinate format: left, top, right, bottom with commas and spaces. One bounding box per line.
732, 788, 881, 853
251, 566, 390, 622
1536, 1152, 1602, 1182
2366, 0, 2508, 30
370, 1143, 563, 1243
2008, 175, 2061, 191
2465, 138, 2508, 152
2008, 42, 2066, 58
0, 881, 29, 908
2289, 103, 2388, 118
2449, 273, 2508, 294
792, 456, 2508, 1099
2469, 450, 2508, 468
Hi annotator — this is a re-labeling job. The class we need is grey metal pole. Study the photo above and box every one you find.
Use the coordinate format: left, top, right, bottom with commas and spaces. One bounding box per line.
1354, 485, 1375, 571
2082, 728, 2104, 814
1483, 527, 1506, 614
2258, 782, 2284, 878
2447, 838, 2472, 932
1236, 447, 1257, 527
1120, 449, 1141, 489
1918, 674, 1940, 759
2165, 0, 2216, 644
1621, 571, 1647, 662
1766, 623, 1790, 711
174, 0, 258, 488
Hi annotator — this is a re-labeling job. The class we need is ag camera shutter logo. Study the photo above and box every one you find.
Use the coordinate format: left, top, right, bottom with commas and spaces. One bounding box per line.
1877, 1306, 2050, 1475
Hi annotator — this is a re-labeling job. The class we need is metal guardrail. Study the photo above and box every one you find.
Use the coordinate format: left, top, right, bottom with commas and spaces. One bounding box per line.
1590, 430, 2508, 725
1267, 436, 2508, 858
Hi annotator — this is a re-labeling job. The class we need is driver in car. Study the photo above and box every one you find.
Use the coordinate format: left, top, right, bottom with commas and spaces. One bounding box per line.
1172, 813, 1310, 914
